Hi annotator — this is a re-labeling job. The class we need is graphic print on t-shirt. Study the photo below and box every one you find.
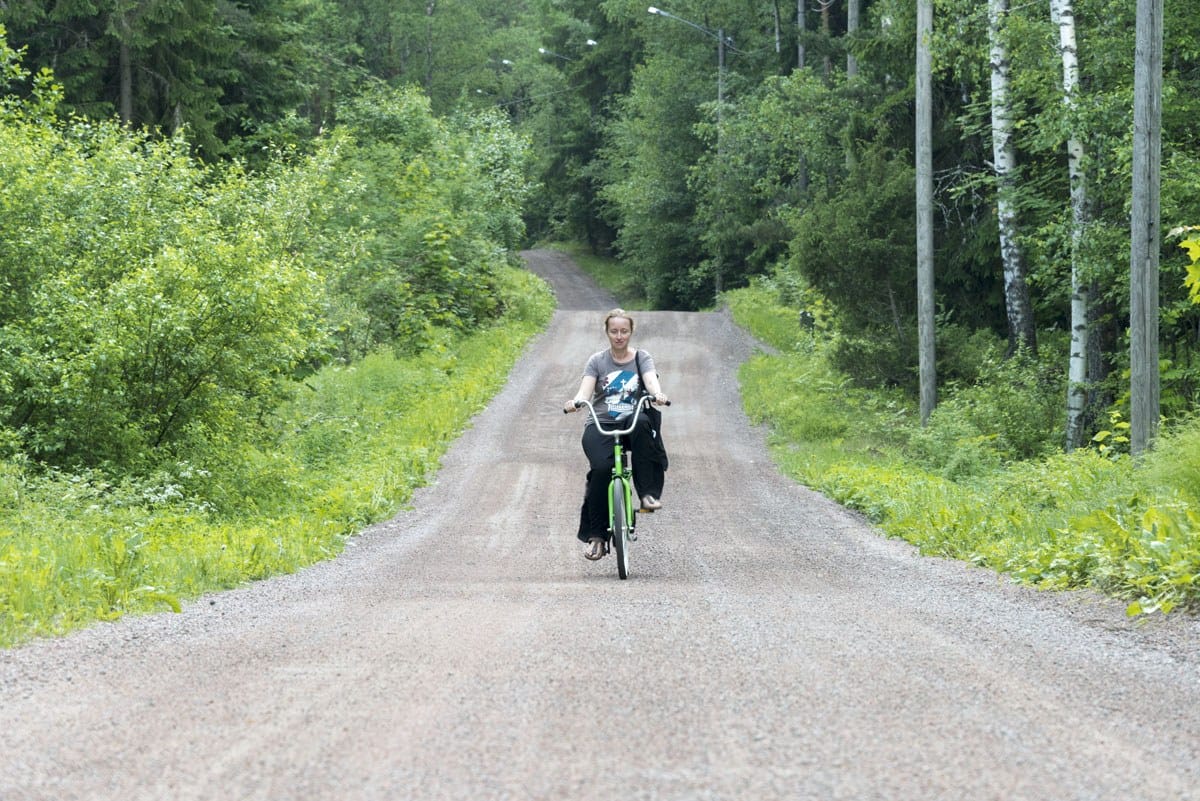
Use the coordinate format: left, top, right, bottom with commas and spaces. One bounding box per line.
600, 369, 641, 419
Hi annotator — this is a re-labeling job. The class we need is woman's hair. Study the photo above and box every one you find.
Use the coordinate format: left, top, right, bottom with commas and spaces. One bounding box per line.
604, 308, 635, 333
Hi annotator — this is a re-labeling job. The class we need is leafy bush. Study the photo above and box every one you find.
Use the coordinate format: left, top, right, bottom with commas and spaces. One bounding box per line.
831, 327, 918, 390
1142, 414, 1200, 502
0, 266, 554, 647
730, 280, 1200, 615
0, 108, 336, 467
908, 345, 1064, 472
323, 87, 533, 357
0, 49, 533, 473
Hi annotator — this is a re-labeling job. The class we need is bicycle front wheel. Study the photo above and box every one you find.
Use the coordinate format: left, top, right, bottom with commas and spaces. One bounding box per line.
611, 481, 631, 580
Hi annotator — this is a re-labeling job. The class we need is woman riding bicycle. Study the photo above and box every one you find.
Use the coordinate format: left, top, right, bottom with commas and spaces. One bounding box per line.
563, 309, 669, 561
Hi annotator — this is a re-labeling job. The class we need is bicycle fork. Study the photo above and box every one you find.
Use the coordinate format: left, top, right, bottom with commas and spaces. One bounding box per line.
609, 446, 638, 541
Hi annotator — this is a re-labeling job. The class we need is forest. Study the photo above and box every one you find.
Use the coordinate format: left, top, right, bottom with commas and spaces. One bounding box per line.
2, 0, 1200, 640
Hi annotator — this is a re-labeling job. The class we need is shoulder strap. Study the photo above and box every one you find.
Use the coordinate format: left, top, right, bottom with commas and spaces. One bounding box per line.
634, 349, 645, 394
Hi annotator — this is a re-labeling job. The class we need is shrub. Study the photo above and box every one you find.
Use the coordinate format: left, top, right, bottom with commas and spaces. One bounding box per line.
1142, 414, 1200, 502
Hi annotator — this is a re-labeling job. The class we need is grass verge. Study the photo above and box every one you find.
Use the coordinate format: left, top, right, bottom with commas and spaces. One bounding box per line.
0, 266, 554, 648
729, 281, 1200, 616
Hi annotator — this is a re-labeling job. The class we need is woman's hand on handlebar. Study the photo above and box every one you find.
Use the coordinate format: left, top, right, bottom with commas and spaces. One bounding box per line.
652, 393, 670, 406
564, 399, 584, 414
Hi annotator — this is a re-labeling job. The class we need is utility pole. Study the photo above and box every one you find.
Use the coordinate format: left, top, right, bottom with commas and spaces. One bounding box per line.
1129, 0, 1163, 455
916, 0, 936, 424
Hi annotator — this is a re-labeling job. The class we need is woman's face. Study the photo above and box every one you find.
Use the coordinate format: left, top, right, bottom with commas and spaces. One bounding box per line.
606, 317, 633, 351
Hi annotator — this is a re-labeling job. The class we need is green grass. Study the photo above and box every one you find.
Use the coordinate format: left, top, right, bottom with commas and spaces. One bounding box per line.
730, 282, 1200, 616
0, 266, 554, 648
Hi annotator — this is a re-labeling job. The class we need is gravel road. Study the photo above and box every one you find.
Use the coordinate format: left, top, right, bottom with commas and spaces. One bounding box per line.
2, 248, 1198, 801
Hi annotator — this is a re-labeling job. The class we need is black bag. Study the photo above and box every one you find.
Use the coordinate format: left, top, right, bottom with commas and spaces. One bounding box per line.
635, 350, 668, 470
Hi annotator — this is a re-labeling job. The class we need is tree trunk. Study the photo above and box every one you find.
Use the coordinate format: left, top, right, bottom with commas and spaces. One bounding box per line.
796, 0, 809, 194
797, 0, 806, 70
773, 0, 782, 55
117, 13, 133, 126
1053, 0, 1092, 451
988, 0, 1037, 355
1129, 0, 1163, 455
821, 2, 831, 78
847, 0, 860, 77
916, 0, 936, 424
424, 1, 436, 95
1086, 280, 1114, 434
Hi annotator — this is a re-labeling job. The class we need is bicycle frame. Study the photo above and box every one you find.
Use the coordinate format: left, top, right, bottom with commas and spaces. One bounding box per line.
574, 395, 654, 517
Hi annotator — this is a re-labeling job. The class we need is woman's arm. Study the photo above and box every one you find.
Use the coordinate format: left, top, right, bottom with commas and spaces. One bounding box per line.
564, 375, 597, 413
642, 371, 667, 404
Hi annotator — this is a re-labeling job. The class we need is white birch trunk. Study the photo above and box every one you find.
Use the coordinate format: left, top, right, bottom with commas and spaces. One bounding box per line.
989, 0, 1036, 354
797, 0, 806, 70
821, 2, 831, 78
1053, 0, 1091, 450
847, 0, 860, 77
773, 1, 782, 54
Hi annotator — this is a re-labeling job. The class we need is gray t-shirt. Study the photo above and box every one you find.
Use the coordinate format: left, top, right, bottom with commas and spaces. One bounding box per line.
584, 349, 656, 422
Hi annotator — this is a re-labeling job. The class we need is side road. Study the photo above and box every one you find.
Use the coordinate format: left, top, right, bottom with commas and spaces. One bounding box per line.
1, 249, 1197, 801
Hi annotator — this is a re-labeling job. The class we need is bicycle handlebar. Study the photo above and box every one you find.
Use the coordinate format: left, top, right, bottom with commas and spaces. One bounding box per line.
565, 394, 670, 437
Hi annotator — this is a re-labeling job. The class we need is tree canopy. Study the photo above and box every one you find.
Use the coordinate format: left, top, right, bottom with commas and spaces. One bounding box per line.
3, 0, 1200, 449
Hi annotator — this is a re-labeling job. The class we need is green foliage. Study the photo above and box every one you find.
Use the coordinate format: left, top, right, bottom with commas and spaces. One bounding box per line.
322, 85, 532, 357
0, 51, 533, 471
724, 275, 833, 353
911, 344, 1066, 471
597, 50, 708, 308
0, 108, 330, 466
731, 281, 1200, 616
0, 266, 554, 647
1181, 228, 1200, 304
1142, 415, 1200, 504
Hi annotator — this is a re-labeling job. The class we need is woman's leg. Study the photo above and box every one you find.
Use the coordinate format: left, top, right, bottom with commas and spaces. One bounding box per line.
577, 425, 615, 544
629, 418, 665, 501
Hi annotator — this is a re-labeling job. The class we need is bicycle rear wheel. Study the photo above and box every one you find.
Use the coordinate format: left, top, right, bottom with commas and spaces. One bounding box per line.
611, 481, 630, 580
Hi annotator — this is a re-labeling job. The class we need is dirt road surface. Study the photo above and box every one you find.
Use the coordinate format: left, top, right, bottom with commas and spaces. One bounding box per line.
2, 249, 1198, 801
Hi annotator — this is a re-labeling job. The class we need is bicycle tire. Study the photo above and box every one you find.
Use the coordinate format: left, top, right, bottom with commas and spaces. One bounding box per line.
611, 481, 630, 580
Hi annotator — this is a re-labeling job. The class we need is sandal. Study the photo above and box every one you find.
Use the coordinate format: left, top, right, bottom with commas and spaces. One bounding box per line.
584, 537, 608, 561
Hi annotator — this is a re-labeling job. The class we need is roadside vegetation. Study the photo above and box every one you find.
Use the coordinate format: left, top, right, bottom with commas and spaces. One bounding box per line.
727, 278, 1200, 617
0, 36, 552, 648
0, 273, 551, 648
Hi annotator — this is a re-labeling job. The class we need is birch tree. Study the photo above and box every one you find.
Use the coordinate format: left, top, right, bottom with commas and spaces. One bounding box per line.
988, 0, 1037, 354
846, 0, 860, 78
1052, 0, 1092, 450
797, 0, 806, 69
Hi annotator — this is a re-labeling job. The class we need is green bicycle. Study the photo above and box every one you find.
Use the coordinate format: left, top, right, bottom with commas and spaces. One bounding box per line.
570, 394, 668, 579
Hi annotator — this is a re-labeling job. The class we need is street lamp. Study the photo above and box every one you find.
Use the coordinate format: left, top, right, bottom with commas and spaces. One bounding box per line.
538, 47, 573, 62
647, 6, 731, 123
648, 5, 734, 296
538, 39, 598, 63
